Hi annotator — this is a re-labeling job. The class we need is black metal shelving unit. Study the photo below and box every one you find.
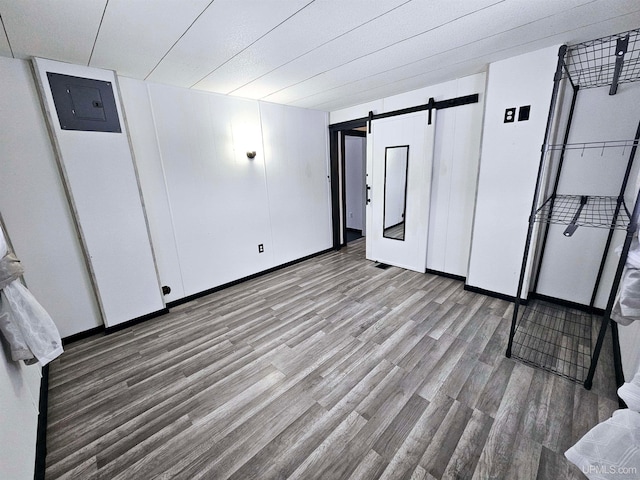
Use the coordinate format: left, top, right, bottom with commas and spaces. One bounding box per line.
506, 28, 640, 389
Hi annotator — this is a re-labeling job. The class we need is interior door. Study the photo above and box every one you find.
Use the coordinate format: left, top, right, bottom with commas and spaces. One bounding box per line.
366, 110, 436, 272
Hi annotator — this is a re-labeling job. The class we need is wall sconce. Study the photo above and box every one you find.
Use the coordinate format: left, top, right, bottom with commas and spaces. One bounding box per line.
246, 151, 257, 159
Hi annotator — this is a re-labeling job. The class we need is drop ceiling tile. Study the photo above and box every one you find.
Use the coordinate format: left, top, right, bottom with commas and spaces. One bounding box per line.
312, 1, 640, 114
292, 61, 469, 110
549, 3, 640, 45
0, 0, 106, 64
146, 0, 311, 88
0, 0, 637, 112
192, 0, 411, 94
230, 0, 502, 100
90, 0, 211, 78
296, 1, 640, 111
257, 5, 510, 103
264, 0, 637, 107
262, 0, 566, 106
250, 0, 595, 104
306, 61, 486, 112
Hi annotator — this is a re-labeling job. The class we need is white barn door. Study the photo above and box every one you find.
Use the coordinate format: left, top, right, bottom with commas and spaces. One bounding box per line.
366, 111, 436, 272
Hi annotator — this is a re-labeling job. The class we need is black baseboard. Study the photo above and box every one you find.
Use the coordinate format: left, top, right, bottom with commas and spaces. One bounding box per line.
346, 228, 362, 234
34, 364, 49, 480
463, 286, 610, 312
62, 249, 334, 343
104, 308, 169, 335
528, 292, 605, 315
62, 326, 104, 346
463, 284, 527, 304
425, 268, 466, 282
167, 247, 334, 309
62, 308, 170, 344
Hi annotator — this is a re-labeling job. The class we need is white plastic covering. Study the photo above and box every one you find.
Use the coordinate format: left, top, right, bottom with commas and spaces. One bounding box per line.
619, 372, 640, 415
0, 230, 62, 366
612, 237, 640, 326
565, 409, 640, 479
565, 369, 640, 479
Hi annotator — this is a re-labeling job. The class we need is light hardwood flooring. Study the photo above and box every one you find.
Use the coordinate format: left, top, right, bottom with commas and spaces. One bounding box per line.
45, 238, 619, 479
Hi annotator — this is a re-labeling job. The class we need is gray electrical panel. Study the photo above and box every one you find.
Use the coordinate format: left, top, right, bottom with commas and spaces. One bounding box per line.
46, 72, 121, 133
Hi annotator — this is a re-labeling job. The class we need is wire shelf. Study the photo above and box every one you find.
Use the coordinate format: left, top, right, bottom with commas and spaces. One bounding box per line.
546, 139, 639, 154
564, 29, 640, 89
511, 300, 593, 383
535, 195, 630, 230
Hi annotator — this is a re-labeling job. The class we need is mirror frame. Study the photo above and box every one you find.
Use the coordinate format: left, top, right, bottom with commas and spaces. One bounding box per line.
382, 145, 409, 241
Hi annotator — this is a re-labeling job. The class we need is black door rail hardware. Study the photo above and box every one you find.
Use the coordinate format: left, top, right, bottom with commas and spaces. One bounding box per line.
330, 94, 479, 134
365, 94, 479, 132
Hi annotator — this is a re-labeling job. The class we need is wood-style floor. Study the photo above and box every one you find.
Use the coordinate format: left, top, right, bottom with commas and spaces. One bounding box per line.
45, 238, 619, 479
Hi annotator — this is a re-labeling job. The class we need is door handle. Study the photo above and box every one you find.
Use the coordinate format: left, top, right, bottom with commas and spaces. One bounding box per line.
366, 185, 371, 204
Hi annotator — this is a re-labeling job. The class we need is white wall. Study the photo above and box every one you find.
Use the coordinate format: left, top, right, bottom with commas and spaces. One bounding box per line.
619, 321, 640, 380
0, 56, 332, 479
535, 80, 640, 380
0, 54, 332, 334
147, 83, 274, 296
535, 83, 640, 308
118, 77, 186, 303
344, 135, 365, 231
0, 57, 102, 337
0, 226, 42, 480
259, 101, 332, 265
122, 81, 331, 300
467, 46, 560, 297
0, 346, 41, 480
331, 73, 486, 277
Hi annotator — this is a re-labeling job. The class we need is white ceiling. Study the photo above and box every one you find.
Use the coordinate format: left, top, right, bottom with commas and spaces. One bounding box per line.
1, 0, 639, 112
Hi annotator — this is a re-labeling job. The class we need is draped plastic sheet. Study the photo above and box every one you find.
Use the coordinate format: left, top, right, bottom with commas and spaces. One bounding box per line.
565, 408, 640, 479
565, 224, 640, 477
0, 231, 63, 366
565, 372, 640, 478
612, 237, 640, 326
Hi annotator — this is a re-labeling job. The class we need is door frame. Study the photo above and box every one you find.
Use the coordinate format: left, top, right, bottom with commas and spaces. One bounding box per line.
341, 129, 367, 245
329, 119, 367, 250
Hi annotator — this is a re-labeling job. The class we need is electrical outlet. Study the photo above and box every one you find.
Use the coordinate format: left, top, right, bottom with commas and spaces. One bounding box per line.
258, 244, 264, 253
504, 107, 516, 123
